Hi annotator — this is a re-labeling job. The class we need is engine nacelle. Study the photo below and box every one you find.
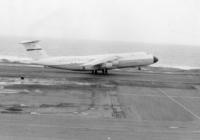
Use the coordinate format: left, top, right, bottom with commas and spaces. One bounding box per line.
112, 60, 119, 66
103, 63, 113, 68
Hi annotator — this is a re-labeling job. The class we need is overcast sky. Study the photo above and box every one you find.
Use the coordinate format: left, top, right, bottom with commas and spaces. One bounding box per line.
0, 0, 199, 45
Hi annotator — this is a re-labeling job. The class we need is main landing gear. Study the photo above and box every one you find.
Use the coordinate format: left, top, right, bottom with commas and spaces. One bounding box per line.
91, 69, 108, 75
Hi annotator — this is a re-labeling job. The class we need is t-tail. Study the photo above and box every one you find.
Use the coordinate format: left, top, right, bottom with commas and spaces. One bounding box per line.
20, 40, 48, 60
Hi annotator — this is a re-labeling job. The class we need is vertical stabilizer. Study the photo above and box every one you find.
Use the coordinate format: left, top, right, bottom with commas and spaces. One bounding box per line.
20, 40, 48, 60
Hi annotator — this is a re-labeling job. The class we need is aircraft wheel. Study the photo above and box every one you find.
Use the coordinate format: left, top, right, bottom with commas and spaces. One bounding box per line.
102, 69, 108, 75
105, 69, 108, 74
94, 70, 98, 75
102, 69, 105, 74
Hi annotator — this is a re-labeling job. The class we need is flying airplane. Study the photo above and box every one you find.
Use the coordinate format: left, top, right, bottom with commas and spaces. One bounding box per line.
20, 40, 158, 74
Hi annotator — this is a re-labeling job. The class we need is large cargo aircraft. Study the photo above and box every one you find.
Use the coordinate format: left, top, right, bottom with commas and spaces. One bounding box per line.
20, 40, 158, 74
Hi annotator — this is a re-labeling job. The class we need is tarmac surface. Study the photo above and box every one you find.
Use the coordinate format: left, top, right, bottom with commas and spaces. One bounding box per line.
0, 64, 199, 139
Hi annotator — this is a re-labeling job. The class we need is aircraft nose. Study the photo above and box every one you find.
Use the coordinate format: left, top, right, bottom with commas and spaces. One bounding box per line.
153, 56, 158, 63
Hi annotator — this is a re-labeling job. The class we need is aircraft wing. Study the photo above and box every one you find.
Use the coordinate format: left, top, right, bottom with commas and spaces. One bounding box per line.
82, 55, 118, 68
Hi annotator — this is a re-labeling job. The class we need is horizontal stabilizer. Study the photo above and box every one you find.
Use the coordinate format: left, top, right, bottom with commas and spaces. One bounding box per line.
20, 40, 48, 60
20, 40, 40, 44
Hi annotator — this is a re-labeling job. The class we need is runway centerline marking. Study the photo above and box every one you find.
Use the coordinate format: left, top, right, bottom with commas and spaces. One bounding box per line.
158, 88, 200, 120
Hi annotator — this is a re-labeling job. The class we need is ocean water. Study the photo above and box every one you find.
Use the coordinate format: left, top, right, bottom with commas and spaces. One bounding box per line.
0, 36, 199, 69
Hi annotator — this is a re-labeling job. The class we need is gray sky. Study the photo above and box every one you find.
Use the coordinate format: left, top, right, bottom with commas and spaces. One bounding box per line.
0, 0, 200, 45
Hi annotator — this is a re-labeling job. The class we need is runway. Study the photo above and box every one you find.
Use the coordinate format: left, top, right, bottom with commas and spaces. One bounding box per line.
0, 64, 199, 139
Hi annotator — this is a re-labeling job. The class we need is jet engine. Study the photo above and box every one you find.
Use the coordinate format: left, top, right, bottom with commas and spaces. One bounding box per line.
112, 60, 119, 66
103, 63, 112, 68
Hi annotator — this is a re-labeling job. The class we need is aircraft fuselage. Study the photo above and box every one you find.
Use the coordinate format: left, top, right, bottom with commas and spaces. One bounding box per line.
33, 52, 158, 71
